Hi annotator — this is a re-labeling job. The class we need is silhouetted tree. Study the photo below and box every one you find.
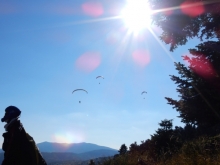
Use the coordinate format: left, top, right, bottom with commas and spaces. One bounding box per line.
139, 139, 151, 154
129, 141, 139, 153
182, 124, 197, 140
159, 119, 173, 131
118, 144, 128, 155
149, 0, 220, 51
150, 119, 175, 159
165, 41, 220, 131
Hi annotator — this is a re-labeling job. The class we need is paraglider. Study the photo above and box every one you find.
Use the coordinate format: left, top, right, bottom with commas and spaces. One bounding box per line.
141, 91, 147, 99
72, 89, 88, 94
72, 89, 88, 103
96, 76, 104, 84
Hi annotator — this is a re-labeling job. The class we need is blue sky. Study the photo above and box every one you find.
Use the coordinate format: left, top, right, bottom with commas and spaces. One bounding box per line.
0, 0, 200, 149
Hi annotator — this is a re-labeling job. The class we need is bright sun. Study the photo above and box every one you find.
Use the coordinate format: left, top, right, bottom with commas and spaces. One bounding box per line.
121, 0, 152, 33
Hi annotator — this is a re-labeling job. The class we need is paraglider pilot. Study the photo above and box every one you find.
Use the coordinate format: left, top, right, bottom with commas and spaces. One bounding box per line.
1, 106, 47, 165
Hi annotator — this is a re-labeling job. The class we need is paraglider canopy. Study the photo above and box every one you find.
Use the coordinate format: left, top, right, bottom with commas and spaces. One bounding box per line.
72, 89, 88, 103
96, 76, 104, 84
72, 89, 88, 94
141, 91, 147, 99
96, 76, 104, 79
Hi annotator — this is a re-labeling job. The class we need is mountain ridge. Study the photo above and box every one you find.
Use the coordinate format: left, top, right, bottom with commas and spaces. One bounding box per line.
37, 141, 116, 153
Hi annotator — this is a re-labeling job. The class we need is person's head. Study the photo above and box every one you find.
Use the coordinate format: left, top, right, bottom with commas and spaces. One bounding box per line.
1, 106, 21, 123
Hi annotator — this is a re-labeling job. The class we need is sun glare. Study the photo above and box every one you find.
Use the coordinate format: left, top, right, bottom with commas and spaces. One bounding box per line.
121, 0, 152, 34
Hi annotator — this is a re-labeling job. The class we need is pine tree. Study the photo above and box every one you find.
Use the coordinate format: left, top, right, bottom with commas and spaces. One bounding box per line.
150, 119, 174, 156
129, 141, 139, 153
118, 144, 128, 155
148, 0, 220, 51
165, 41, 220, 131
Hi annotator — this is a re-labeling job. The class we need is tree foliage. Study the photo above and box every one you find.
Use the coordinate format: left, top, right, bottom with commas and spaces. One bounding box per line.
118, 144, 128, 155
165, 41, 220, 131
149, 0, 220, 51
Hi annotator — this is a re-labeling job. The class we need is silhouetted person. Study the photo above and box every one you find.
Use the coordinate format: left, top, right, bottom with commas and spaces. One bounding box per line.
1, 106, 47, 165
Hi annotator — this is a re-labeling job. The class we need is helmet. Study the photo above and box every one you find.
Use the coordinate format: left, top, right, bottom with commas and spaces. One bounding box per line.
1, 106, 21, 122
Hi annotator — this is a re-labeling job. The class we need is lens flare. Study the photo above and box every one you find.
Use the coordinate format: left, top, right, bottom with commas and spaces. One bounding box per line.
52, 131, 85, 144
82, 2, 104, 17
75, 52, 101, 73
132, 49, 151, 67
183, 55, 216, 78
180, 1, 204, 17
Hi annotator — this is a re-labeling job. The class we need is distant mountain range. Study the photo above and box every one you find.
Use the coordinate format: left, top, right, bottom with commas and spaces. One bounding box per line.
0, 142, 118, 164
37, 141, 116, 153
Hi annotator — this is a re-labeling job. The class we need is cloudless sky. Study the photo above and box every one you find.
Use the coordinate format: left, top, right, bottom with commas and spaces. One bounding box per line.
0, 0, 200, 149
